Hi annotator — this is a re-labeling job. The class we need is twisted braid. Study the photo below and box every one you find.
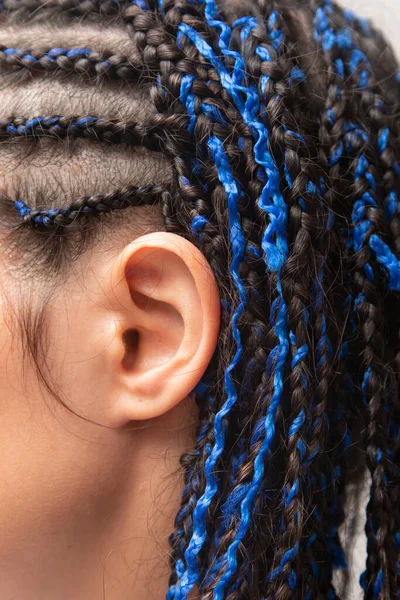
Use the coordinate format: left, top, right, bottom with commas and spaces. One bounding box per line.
0, 0, 136, 21
1, 0, 130, 11
231, 8, 344, 598
0, 114, 196, 154
314, 2, 399, 597
306, 3, 358, 595
237, 11, 318, 599
13, 184, 167, 228
334, 26, 400, 586
0, 115, 155, 146
0, 46, 143, 81
175, 6, 294, 599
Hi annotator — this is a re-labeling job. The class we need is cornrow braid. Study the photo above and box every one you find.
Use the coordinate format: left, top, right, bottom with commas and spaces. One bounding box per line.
0, 46, 143, 81
13, 184, 168, 229
0, 0, 132, 15
0, 114, 195, 153
0, 115, 149, 145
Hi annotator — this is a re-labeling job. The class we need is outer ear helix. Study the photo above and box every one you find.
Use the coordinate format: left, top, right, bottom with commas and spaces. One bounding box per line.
110, 231, 221, 422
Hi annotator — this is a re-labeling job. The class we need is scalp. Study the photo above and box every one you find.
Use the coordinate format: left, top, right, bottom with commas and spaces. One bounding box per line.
0, 16, 171, 210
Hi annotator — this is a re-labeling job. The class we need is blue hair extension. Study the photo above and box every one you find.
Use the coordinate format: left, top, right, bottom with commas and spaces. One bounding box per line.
267, 10, 284, 52
312, 6, 371, 595
166, 375, 217, 600
132, 0, 149, 10
173, 135, 248, 600
377, 126, 400, 238
211, 283, 289, 600
172, 5, 291, 597
178, 11, 288, 271
205, 357, 262, 586
338, 5, 400, 266
369, 235, 400, 290
21, 205, 82, 226
311, 261, 347, 594
341, 8, 372, 38
0, 46, 140, 80
315, 3, 399, 597
203, 435, 250, 590
15, 200, 67, 226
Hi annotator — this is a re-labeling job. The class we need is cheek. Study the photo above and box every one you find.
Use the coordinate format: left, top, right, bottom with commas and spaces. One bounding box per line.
0, 289, 128, 559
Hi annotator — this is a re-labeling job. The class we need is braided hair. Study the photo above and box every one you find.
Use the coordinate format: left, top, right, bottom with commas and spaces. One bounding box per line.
0, 0, 399, 598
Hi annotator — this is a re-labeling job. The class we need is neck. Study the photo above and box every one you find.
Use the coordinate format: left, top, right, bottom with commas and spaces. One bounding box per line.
0, 398, 195, 600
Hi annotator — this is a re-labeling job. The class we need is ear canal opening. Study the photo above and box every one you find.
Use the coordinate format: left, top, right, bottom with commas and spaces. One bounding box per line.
121, 328, 139, 371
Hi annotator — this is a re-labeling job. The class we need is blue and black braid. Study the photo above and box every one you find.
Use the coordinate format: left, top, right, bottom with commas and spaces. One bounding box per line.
0, 114, 192, 153
315, 2, 400, 598
13, 184, 168, 229
0, 0, 135, 17
0, 46, 143, 80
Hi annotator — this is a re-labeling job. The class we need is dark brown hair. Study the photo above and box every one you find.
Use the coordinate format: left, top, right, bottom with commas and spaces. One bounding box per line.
0, 1, 399, 598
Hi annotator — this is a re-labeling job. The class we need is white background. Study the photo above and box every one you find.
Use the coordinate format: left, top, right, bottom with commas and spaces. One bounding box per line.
337, 0, 400, 58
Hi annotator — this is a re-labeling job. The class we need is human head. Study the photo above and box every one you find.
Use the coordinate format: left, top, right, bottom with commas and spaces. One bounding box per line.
0, 1, 398, 599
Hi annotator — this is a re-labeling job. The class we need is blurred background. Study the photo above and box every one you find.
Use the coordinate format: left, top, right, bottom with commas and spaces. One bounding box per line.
337, 0, 399, 57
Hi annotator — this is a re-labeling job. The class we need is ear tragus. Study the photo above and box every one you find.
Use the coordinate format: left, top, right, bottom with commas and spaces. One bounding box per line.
106, 232, 220, 425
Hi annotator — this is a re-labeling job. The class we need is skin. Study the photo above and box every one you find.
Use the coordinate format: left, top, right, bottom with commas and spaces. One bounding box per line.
0, 230, 221, 599
0, 17, 223, 600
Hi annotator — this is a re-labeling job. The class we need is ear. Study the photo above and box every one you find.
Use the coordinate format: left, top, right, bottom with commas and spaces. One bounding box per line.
105, 232, 220, 425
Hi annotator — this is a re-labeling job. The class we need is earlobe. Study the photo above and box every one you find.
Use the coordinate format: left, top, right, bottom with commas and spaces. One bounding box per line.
108, 232, 220, 425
